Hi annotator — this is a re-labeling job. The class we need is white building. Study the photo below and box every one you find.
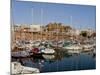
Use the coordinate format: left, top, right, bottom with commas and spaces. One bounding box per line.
29, 24, 41, 32
68, 29, 81, 36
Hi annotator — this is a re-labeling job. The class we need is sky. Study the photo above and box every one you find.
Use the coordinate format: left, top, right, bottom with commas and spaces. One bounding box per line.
11, 0, 96, 30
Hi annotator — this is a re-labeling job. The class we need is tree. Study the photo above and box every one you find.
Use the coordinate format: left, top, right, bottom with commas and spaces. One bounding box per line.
80, 31, 87, 37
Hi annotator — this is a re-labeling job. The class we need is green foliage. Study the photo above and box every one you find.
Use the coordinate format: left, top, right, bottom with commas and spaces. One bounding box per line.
80, 31, 87, 37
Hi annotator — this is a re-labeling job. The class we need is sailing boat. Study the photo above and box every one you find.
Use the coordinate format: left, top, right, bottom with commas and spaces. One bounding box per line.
30, 8, 43, 57
38, 8, 55, 55
11, 9, 33, 58
62, 16, 82, 54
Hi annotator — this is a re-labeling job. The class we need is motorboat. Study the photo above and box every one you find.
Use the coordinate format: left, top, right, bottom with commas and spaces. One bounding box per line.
57, 41, 64, 48
82, 44, 94, 51
61, 41, 72, 48
42, 48, 55, 54
30, 47, 43, 58
39, 46, 45, 53
63, 45, 82, 50
67, 49, 81, 54
33, 41, 41, 47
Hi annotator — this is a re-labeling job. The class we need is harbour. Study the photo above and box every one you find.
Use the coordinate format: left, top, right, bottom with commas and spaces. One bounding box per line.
11, 1, 96, 74
11, 29, 96, 74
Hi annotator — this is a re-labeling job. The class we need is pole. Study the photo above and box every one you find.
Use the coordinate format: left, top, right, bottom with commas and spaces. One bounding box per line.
41, 8, 43, 41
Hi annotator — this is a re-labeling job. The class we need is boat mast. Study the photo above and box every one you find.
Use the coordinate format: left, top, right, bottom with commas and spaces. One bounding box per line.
41, 8, 43, 41
11, 8, 15, 45
50, 20, 51, 41
32, 8, 34, 41
61, 23, 63, 41
70, 16, 73, 41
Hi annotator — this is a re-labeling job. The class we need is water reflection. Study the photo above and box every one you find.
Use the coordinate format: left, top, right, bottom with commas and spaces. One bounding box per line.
12, 50, 96, 73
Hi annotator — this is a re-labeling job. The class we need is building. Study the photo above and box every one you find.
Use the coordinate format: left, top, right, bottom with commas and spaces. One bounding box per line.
29, 24, 41, 32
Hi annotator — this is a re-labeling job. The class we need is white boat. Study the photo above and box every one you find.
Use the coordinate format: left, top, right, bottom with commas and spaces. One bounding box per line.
63, 45, 82, 50
11, 62, 22, 74
12, 50, 31, 57
82, 44, 94, 51
39, 46, 45, 53
25, 43, 33, 49
33, 41, 41, 47
42, 48, 55, 54
57, 41, 64, 47
11, 62, 40, 74
67, 49, 81, 54
21, 66, 40, 74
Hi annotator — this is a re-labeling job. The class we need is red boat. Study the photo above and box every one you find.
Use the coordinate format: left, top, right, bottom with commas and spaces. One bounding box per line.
31, 48, 43, 58
32, 48, 39, 54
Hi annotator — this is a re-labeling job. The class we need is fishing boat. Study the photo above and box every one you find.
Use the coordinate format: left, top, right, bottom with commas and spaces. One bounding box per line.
11, 62, 40, 74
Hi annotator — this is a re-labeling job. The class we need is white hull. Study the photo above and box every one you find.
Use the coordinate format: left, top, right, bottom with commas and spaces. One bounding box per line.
63, 45, 82, 50
67, 50, 81, 54
82, 44, 94, 51
12, 62, 39, 74
42, 48, 55, 54
12, 51, 31, 57
33, 43, 40, 47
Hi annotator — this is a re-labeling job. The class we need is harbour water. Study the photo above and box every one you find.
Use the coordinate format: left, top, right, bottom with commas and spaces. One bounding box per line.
12, 49, 96, 73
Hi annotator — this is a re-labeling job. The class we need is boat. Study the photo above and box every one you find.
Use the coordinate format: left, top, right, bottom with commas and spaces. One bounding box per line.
63, 45, 82, 50
41, 48, 55, 54
30, 47, 43, 58
67, 49, 81, 54
57, 40, 64, 48
39, 46, 45, 53
62, 41, 72, 47
63, 44, 82, 54
82, 44, 94, 51
11, 62, 40, 74
31, 48, 40, 54
38, 42, 55, 54
33, 41, 41, 47
11, 50, 31, 58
